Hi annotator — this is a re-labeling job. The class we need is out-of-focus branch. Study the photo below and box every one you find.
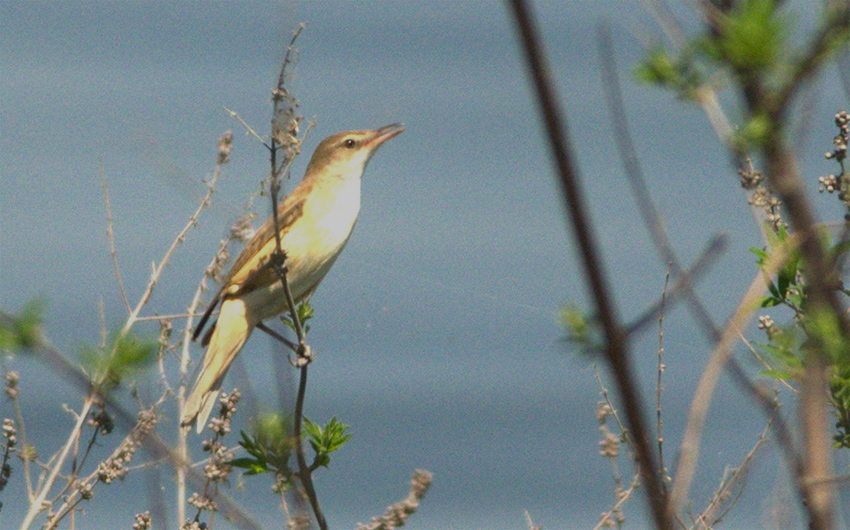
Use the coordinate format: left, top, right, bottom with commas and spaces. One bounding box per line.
669, 233, 802, 516
101, 163, 131, 315
355, 470, 433, 530
624, 235, 726, 337
690, 415, 773, 529
0, 310, 263, 530
504, 1, 671, 529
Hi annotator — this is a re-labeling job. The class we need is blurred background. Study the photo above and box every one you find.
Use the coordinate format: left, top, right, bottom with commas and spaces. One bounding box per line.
2, 1, 849, 528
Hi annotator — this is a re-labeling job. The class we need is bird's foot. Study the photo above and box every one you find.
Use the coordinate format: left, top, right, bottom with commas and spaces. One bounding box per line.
291, 343, 313, 367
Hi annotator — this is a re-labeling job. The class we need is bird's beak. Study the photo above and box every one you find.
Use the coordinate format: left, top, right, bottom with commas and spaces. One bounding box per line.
366, 123, 405, 148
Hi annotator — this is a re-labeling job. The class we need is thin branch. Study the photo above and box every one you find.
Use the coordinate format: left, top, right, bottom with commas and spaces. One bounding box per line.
669, 234, 801, 515
100, 164, 131, 315
18, 394, 95, 530
593, 365, 633, 452
256, 322, 299, 352
597, 20, 720, 340
657, 269, 670, 493
774, 2, 850, 114
119, 149, 223, 337
355, 470, 433, 530
0, 310, 263, 530
592, 474, 641, 530
738, 331, 798, 394
223, 107, 267, 147
505, 2, 671, 528
596, 23, 776, 447
177, 131, 236, 527
260, 24, 327, 530
690, 416, 773, 530
625, 235, 726, 337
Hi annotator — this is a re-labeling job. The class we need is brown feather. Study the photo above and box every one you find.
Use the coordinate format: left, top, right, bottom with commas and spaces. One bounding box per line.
191, 190, 308, 342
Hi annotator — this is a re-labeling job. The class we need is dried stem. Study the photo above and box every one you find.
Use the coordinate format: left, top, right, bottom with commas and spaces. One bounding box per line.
177, 131, 236, 527
0, 311, 263, 530
690, 416, 773, 530
18, 394, 95, 530
669, 233, 801, 515
355, 470, 433, 530
119, 144, 224, 338
100, 162, 131, 315
592, 475, 640, 530
656, 270, 670, 492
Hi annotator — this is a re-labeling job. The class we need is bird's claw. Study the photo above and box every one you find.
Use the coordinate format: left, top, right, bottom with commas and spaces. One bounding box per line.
290, 343, 313, 367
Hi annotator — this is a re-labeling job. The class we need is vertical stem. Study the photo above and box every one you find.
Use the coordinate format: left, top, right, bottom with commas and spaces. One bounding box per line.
19, 396, 95, 530
764, 141, 837, 530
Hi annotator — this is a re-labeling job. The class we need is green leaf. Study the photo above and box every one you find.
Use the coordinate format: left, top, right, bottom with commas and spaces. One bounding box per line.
634, 45, 705, 100
714, 0, 787, 72
80, 332, 156, 389
0, 298, 46, 351
635, 47, 680, 87
750, 247, 769, 265
760, 295, 782, 308
281, 301, 315, 334
229, 457, 269, 475
303, 416, 351, 468
739, 113, 773, 147
766, 280, 781, 300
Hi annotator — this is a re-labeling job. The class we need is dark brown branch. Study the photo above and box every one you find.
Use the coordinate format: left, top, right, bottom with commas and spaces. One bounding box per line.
624, 237, 726, 337
504, 2, 671, 529
263, 24, 326, 530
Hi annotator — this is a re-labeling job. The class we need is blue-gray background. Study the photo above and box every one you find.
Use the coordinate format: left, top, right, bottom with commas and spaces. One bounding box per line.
2, 1, 849, 529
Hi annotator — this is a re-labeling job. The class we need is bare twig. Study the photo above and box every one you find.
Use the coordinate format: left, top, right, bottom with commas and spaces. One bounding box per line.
593, 365, 633, 454
119, 140, 224, 338
0, 310, 263, 530
596, 21, 721, 341
656, 270, 670, 492
256, 322, 299, 352
223, 107, 267, 146
43, 409, 157, 530
624, 236, 726, 337
690, 416, 773, 530
101, 164, 131, 315
355, 470, 433, 530
593, 475, 640, 530
505, 2, 671, 528
669, 233, 801, 516
18, 394, 95, 530
595, 22, 782, 468
524, 510, 542, 530
177, 131, 236, 527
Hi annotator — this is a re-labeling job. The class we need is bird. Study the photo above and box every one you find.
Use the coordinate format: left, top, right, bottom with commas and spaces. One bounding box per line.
181, 123, 404, 432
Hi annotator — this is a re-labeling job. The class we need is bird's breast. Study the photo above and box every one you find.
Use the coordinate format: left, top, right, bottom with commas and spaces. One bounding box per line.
243, 178, 361, 322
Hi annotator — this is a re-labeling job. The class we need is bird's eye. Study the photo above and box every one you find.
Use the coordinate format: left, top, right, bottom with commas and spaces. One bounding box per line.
344, 139, 356, 148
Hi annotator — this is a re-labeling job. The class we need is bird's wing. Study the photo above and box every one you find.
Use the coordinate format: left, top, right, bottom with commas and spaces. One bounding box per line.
191, 183, 310, 342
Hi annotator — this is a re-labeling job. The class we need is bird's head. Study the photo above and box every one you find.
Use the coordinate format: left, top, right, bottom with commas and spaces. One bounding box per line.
304, 123, 405, 181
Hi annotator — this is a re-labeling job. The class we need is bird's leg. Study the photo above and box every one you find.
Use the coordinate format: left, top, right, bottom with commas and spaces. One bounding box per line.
256, 321, 299, 352
266, 254, 313, 367
292, 344, 313, 367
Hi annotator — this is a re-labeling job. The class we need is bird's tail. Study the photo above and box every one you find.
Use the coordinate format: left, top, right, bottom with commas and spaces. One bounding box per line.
181, 298, 254, 433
